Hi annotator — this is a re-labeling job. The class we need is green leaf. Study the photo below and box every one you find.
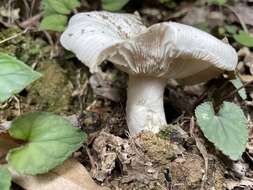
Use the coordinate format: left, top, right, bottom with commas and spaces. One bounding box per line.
0, 53, 41, 102
225, 25, 237, 34
208, 0, 226, 5
42, 0, 57, 15
233, 31, 253, 47
194, 22, 210, 33
7, 112, 87, 175
195, 101, 248, 160
102, 0, 129, 11
47, 0, 70, 14
231, 77, 247, 100
0, 167, 11, 190
62, 0, 80, 10
42, 0, 80, 15
39, 14, 67, 32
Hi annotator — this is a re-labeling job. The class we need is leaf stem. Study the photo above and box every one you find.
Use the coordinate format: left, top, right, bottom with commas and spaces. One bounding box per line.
223, 79, 253, 100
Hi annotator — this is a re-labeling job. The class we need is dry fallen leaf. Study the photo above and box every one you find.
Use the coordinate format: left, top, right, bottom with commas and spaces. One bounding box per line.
10, 159, 110, 190
89, 73, 121, 102
0, 132, 21, 164
234, 4, 253, 27
181, 7, 207, 26
0, 6, 20, 20
225, 177, 253, 190
238, 74, 253, 82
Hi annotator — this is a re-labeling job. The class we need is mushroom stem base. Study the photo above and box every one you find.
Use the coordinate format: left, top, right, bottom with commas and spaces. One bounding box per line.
126, 76, 167, 135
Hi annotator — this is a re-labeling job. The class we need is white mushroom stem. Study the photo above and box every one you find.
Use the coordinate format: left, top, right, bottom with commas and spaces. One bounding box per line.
60, 11, 238, 136
126, 76, 167, 135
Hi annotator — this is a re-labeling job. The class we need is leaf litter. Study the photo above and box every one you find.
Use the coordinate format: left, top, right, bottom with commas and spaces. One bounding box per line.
1, 0, 253, 189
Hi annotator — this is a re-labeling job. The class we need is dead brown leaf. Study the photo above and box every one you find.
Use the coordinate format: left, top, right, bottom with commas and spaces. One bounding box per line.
89, 73, 121, 102
10, 159, 110, 190
0, 132, 21, 164
239, 74, 253, 82
181, 7, 207, 26
225, 177, 253, 190
170, 154, 204, 189
90, 132, 174, 189
234, 4, 253, 27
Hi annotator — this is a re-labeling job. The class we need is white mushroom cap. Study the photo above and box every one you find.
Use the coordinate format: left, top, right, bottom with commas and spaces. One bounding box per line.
60, 11, 237, 84
60, 11, 147, 73
61, 11, 238, 135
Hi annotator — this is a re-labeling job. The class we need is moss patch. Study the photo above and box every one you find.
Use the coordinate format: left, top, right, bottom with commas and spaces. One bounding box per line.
28, 62, 72, 113
137, 131, 175, 165
0, 28, 50, 65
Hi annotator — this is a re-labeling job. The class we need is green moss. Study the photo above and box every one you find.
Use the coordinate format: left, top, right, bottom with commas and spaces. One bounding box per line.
0, 28, 50, 65
28, 62, 72, 113
158, 125, 181, 140
138, 131, 175, 164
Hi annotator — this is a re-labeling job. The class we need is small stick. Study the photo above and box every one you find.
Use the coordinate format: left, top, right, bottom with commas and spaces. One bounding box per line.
19, 13, 42, 28
22, 0, 30, 19
13, 96, 21, 116
86, 147, 96, 170
223, 4, 249, 33
190, 117, 208, 190
0, 28, 29, 45
223, 79, 253, 100
192, 88, 208, 110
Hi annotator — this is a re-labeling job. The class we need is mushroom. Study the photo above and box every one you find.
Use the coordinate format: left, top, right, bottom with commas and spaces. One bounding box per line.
60, 11, 238, 136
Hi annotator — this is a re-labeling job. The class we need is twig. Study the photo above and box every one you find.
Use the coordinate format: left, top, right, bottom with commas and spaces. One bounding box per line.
19, 13, 42, 28
43, 31, 57, 58
223, 4, 249, 33
86, 147, 96, 169
190, 117, 208, 190
223, 79, 253, 100
13, 96, 21, 116
7, 0, 14, 24
30, 0, 36, 18
0, 28, 29, 45
22, 0, 30, 19
43, 31, 54, 46
0, 20, 14, 28
192, 88, 209, 111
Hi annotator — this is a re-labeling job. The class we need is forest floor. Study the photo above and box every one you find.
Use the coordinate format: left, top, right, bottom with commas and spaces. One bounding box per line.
1, 0, 253, 189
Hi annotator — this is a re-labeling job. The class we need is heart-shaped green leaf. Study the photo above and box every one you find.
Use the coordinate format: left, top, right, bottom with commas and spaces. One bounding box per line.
39, 14, 67, 32
102, 0, 129, 11
0, 167, 11, 190
7, 112, 86, 175
0, 53, 41, 102
195, 101, 248, 160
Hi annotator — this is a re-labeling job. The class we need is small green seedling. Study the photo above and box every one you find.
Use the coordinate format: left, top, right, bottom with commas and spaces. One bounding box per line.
0, 112, 86, 190
39, 0, 81, 32
0, 52, 41, 102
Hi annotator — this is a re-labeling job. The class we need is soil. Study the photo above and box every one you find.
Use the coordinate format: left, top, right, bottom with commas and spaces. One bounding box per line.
1, 0, 253, 189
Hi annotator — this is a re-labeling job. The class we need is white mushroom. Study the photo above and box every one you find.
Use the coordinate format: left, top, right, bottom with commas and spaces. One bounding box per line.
60, 11, 238, 136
